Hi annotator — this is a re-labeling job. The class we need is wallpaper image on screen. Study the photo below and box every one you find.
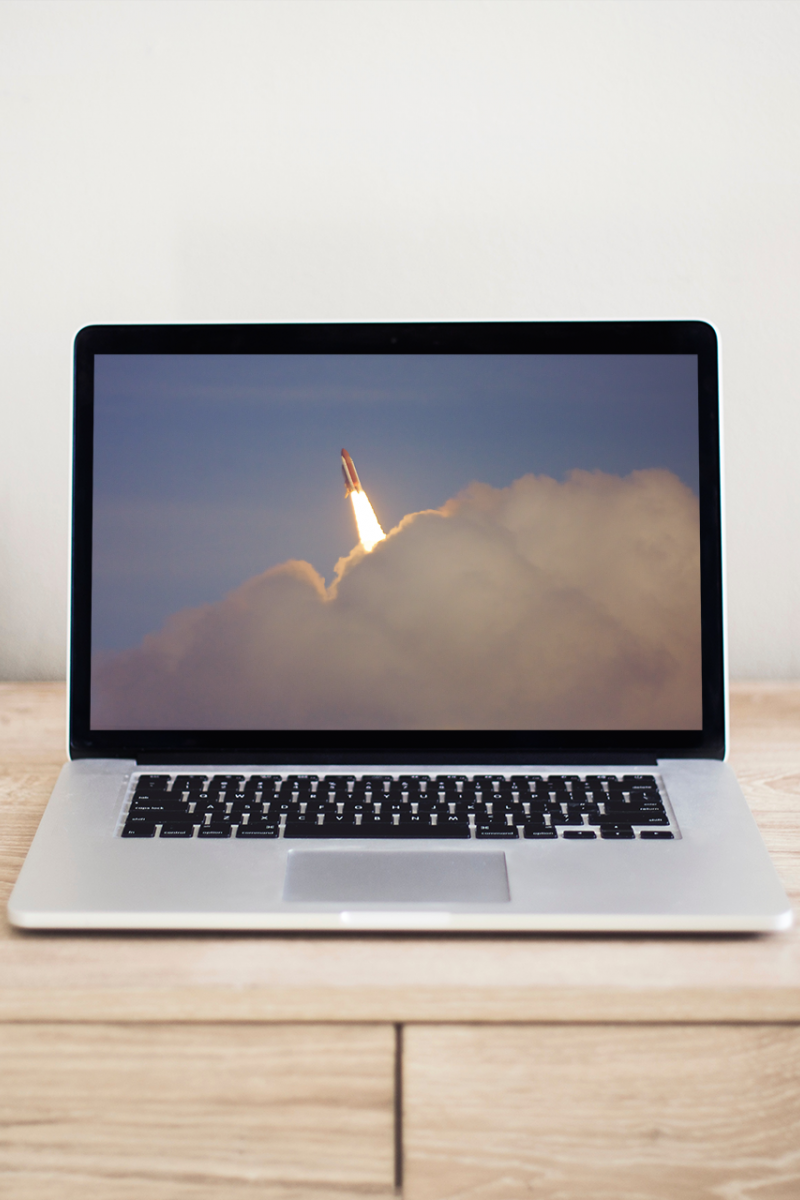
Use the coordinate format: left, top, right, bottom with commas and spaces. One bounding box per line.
90, 354, 703, 731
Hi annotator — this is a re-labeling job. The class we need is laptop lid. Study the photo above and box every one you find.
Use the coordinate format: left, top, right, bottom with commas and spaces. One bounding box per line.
69, 321, 723, 766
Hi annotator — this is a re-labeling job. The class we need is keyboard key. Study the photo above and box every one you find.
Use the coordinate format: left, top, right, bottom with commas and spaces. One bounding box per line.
198, 825, 231, 838
475, 826, 519, 839
592, 807, 667, 825
159, 823, 194, 838
129, 801, 189, 816
391, 825, 470, 839
600, 829, 636, 839
562, 830, 597, 839
439, 814, 470, 830
285, 822, 469, 839
640, 830, 675, 839
236, 823, 279, 838
134, 775, 171, 792
122, 822, 156, 837
523, 826, 557, 838
171, 774, 206, 790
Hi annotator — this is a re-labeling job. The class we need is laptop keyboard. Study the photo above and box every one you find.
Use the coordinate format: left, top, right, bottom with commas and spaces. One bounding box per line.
119, 773, 677, 840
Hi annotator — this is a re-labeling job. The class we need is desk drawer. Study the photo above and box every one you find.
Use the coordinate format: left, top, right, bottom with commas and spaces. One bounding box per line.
0, 1022, 395, 1199
403, 1023, 800, 1200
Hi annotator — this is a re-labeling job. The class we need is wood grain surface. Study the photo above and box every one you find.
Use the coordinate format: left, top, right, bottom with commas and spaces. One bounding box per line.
0, 1022, 395, 1199
0, 681, 67, 764
403, 1023, 800, 1200
0, 682, 799, 1023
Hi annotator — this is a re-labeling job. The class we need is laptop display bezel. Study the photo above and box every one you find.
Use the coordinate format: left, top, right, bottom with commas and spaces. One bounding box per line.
70, 320, 724, 764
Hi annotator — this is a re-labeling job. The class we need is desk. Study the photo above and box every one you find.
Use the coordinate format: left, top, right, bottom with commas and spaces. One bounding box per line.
1, 682, 799, 1199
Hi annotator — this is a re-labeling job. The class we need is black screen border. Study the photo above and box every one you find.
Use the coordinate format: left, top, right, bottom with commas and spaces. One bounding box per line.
70, 320, 724, 764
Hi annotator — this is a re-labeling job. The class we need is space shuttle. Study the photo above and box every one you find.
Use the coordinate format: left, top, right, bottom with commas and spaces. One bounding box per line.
341, 448, 363, 497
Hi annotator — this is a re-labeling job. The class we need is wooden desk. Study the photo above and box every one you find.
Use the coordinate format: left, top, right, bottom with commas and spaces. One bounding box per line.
1, 682, 799, 1199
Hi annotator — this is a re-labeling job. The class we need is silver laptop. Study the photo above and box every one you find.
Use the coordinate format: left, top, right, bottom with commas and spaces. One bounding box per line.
8, 321, 792, 931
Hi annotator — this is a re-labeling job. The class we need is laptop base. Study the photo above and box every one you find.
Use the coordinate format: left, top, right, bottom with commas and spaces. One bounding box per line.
8, 758, 792, 933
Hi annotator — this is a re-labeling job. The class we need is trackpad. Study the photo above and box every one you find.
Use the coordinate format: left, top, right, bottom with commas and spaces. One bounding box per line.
283, 850, 510, 904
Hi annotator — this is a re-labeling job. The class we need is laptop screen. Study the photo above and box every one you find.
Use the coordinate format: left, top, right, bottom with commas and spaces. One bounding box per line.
87, 349, 703, 735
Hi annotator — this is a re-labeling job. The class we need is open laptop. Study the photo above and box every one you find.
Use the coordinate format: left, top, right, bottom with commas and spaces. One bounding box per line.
8, 321, 792, 931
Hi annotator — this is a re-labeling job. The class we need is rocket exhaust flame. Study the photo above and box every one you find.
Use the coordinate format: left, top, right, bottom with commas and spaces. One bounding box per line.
350, 489, 385, 552
341, 447, 385, 552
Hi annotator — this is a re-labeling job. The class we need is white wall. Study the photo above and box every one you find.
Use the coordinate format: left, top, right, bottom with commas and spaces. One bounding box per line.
1, 0, 798, 679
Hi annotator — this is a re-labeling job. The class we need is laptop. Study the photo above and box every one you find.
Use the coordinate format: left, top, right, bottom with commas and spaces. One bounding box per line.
8, 321, 792, 931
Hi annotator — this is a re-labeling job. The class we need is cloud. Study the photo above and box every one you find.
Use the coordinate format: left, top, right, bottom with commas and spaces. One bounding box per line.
91, 469, 702, 730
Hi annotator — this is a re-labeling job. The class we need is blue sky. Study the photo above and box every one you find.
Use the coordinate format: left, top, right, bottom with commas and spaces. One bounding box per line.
92, 353, 698, 652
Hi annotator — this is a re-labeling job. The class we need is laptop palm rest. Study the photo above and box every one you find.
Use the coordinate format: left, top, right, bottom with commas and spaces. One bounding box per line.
283, 850, 510, 904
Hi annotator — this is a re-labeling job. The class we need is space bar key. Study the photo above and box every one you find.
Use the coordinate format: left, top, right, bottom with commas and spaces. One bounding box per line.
283, 823, 470, 838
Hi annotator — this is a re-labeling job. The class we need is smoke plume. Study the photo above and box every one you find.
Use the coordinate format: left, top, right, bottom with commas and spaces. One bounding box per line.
92, 469, 702, 730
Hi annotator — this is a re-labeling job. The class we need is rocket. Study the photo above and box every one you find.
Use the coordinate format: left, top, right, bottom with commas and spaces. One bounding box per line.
341, 448, 363, 497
